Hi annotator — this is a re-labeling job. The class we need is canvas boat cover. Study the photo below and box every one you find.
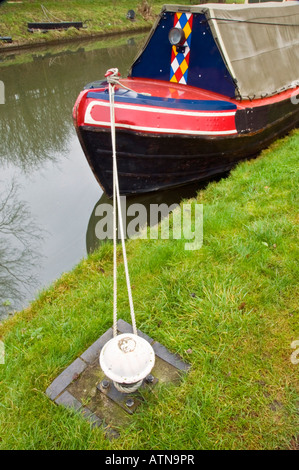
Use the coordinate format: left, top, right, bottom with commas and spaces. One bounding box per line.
162, 3, 299, 99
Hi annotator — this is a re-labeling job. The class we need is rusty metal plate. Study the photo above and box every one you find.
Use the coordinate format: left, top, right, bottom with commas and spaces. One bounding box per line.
96, 375, 158, 415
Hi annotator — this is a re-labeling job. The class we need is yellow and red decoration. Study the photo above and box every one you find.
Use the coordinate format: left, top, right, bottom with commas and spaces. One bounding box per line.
170, 13, 193, 85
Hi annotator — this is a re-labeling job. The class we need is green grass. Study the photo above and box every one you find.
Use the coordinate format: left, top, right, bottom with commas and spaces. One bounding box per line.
0, 129, 298, 449
0, 0, 164, 47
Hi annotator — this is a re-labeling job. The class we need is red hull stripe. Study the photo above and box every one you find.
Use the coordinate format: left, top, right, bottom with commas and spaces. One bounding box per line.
84, 100, 237, 136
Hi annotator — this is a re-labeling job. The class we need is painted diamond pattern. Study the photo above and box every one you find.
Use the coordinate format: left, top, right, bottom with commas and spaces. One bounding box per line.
184, 22, 192, 40
170, 13, 193, 85
180, 58, 188, 76
171, 57, 180, 73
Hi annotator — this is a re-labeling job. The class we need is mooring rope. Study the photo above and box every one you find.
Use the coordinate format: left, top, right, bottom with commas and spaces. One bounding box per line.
113, 379, 143, 394
41, 4, 63, 23
105, 67, 151, 96
106, 68, 138, 338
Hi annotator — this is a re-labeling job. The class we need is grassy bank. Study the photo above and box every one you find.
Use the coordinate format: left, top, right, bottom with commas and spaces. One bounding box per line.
0, 0, 163, 49
0, 130, 298, 450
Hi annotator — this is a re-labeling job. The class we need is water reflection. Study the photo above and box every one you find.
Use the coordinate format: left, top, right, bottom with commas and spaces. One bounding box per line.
0, 181, 43, 319
0, 35, 144, 318
0, 36, 144, 171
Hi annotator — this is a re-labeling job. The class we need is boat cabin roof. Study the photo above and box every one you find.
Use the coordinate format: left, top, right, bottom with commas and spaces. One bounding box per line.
130, 2, 299, 99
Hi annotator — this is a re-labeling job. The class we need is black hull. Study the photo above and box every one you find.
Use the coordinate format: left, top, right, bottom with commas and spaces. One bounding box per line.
77, 100, 299, 197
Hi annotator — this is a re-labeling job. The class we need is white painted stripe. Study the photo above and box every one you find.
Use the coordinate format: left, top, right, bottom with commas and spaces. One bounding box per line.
85, 100, 236, 118
83, 118, 237, 136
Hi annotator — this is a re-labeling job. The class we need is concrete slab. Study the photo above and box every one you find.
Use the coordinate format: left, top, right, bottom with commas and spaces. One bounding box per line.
46, 357, 87, 401
46, 319, 190, 435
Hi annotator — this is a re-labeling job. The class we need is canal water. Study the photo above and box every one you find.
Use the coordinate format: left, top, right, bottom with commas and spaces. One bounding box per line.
0, 34, 201, 320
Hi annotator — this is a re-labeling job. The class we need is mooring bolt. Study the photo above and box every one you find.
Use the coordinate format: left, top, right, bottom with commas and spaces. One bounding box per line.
126, 398, 135, 408
101, 379, 110, 390
145, 374, 154, 384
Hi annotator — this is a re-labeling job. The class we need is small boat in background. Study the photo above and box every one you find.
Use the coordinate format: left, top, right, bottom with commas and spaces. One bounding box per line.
73, 3, 299, 197
27, 22, 83, 33
0, 36, 12, 43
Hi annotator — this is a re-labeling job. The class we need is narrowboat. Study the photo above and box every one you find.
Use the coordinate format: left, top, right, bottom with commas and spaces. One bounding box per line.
73, 3, 299, 196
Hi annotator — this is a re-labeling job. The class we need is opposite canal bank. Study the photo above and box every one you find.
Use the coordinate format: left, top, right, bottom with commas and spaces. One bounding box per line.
0, 0, 163, 52
0, 130, 298, 449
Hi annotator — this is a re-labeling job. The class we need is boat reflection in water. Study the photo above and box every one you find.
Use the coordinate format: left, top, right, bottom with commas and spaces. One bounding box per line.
86, 177, 226, 254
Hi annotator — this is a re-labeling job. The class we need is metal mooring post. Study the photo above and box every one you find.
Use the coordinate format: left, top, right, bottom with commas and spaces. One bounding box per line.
99, 333, 155, 394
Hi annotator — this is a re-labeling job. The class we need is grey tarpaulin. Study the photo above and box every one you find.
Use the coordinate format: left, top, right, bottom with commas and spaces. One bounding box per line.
163, 3, 299, 99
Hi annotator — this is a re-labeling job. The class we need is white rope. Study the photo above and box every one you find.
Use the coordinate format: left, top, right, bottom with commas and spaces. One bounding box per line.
105, 68, 151, 96
111, 81, 118, 339
113, 380, 143, 394
107, 68, 138, 338
41, 4, 63, 23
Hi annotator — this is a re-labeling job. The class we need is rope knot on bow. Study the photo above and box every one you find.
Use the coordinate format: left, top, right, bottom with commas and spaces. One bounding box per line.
105, 68, 121, 85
